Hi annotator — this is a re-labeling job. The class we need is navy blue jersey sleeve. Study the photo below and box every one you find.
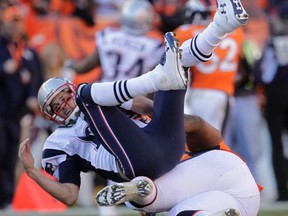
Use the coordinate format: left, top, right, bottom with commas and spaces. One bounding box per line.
58, 157, 81, 187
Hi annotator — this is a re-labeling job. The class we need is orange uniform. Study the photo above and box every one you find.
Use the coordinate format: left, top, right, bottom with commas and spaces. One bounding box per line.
175, 24, 245, 95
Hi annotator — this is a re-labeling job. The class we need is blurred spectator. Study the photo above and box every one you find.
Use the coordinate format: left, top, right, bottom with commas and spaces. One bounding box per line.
241, 0, 270, 52
255, 2, 288, 201
223, 41, 266, 181
0, 4, 43, 209
268, 0, 288, 9
224, 0, 278, 201
174, 0, 244, 133
18, 0, 103, 84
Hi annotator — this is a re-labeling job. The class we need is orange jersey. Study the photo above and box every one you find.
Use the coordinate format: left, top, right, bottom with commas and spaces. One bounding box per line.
146, 28, 164, 43
174, 24, 245, 95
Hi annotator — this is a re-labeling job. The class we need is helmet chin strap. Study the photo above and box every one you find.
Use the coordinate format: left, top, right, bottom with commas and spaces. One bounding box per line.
64, 106, 81, 126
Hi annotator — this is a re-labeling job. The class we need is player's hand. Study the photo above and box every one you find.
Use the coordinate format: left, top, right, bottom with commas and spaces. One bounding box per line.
18, 138, 35, 173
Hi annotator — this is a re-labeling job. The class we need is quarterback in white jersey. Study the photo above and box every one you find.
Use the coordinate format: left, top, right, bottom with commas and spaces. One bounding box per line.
42, 112, 147, 184
19, 31, 189, 205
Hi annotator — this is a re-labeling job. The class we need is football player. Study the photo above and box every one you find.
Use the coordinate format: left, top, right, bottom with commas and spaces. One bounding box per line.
96, 115, 261, 216
67, 0, 164, 82
175, 0, 246, 133
19, 31, 188, 205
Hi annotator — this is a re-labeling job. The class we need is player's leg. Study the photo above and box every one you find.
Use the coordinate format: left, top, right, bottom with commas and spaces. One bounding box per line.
96, 150, 260, 216
97, 188, 241, 216
77, 32, 188, 106
77, 89, 186, 180
181, 0, 249, 67
184, 89, 229, 132
76, 32, 186, 180
167, 193, 259, 216
168, 192, 241, 216
96, 176, 156, 207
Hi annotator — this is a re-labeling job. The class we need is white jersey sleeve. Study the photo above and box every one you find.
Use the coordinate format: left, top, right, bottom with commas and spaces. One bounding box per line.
41, 117, 120, 184
41, 114, 148, 185
96, 27, 164, 82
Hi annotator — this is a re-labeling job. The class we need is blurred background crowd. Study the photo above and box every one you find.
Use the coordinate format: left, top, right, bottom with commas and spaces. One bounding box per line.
0, 0, 288, 213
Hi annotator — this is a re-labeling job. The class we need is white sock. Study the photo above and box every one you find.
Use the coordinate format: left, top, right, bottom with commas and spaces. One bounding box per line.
181, 22, 226, 67
90, 72, 158, 106
196, 22, 227, 55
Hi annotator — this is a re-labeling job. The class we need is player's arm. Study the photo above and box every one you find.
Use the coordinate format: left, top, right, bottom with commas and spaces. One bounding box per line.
131, 96, 154, 116
184, 114, 223, 152
18, 138, 79, 205
127, 98, 222, 151
125, 98, 222, 152
68, 49, 100, 74
120, 96, 154, 116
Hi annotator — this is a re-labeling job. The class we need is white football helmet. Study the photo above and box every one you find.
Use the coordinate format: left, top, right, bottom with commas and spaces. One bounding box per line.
184, 0, 214, 25
38, 77, 80, 126
121, 0, 154, 35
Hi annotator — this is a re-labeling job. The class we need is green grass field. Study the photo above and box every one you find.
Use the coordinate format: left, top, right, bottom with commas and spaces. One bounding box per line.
1, 201, 288, 216
1, 206, 288, 216
259, 211, 288, 216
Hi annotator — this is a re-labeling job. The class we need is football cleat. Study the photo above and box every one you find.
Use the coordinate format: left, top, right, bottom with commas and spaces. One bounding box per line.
214, 0, 249, 33
210, 208, 240, 216
96, 179, 152, 206
150, 32, 188, 91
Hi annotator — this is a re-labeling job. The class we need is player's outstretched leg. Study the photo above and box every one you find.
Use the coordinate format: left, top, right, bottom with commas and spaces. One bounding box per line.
214, 0, 249, 33
180, 0, 249, 68
150, 32, 188, 91
210, 208, 240, 216
77, 32, 188, 106
96, 179, 152, 206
